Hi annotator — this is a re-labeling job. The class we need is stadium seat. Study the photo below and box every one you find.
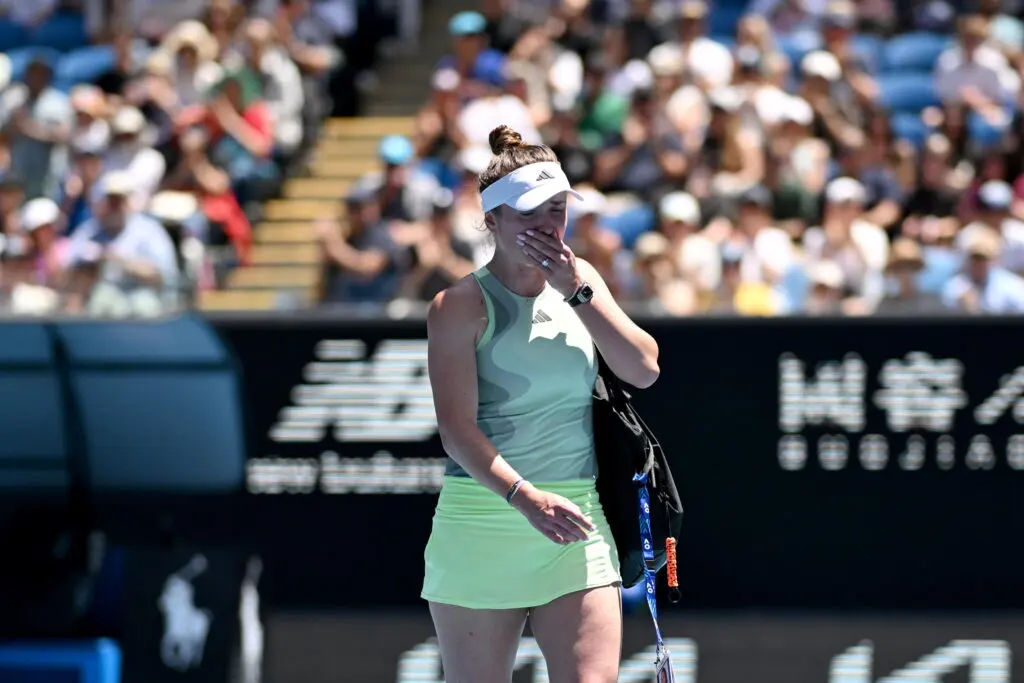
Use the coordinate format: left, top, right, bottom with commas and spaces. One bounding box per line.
890, 111, 933, 147
7, 47, 62, 83
708, 5, 745, 37
0, 640, 121, 683
0, 20, 29, 52
777, 32, 822, 73
55, 46, 116, 90
851, 34, 884, 73
29, 13, 89, 53
876, 73, 940, 113
882, 32, 950, 73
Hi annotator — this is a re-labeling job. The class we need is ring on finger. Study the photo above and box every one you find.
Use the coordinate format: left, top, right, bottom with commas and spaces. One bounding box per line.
542, 258, 550, 268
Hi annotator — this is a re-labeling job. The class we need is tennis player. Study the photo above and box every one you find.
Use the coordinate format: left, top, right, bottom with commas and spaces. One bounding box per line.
422, 124, 661, 683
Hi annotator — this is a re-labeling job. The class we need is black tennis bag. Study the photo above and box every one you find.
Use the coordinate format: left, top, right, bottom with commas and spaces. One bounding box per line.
592, 352, 684, 590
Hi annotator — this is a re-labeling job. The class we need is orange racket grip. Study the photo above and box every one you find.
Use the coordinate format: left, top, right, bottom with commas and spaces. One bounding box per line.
665, 538, 679, 588
666, 537, 682, 603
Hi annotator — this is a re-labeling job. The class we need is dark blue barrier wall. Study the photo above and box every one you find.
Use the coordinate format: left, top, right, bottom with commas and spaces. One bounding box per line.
211, 315, 1024, 611
0, 315, 248, 683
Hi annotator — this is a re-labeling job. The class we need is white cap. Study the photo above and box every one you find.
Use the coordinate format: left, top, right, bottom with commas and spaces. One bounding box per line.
101, 171, 134, 196
782, 95, 814, 126
826, 177, 867, 204
20, 198, 60, 231
659, 191, 701, 224
457, 146, 492, 175
801, 51, 842, 81
808, 259, 845, 289
623, 59, 654, 92
149, 191, 199, 224
573, 187, 606, 217
432, 67, 460, 92
707, 87, 744, 112
647, 43, 684, 77
480, 161, 582, 213
111, 106, 146, 135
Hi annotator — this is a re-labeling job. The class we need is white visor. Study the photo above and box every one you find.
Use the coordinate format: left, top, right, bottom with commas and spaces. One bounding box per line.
480, 161, 582, 213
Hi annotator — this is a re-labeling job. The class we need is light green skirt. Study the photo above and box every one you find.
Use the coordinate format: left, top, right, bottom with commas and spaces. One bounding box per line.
421, 477, 620, 609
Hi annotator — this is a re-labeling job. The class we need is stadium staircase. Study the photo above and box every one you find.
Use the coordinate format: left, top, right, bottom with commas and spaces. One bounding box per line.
198, 0, 471, 312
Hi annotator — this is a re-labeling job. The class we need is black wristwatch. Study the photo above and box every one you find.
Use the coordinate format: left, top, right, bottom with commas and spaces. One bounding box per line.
565, 282, 594, 308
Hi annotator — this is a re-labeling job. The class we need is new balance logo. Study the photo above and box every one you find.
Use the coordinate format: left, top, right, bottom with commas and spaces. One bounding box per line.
532, 310, 552, 324
268, 339, 437, 444
536, 170, 556, 182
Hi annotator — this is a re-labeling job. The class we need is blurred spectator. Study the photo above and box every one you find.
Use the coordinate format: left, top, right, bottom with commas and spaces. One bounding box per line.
64, 171, 180, 317
58, 143, 106, 236
1, 55, 72, 200
104, 106, 167, 209
876, 238, 946, 315
363, 135, 440, 224
223, 18, 305, 161
942, 225, 1024, 312
319, 174, 412, 304
803, 177, 889, 311
397, 188, 475, 301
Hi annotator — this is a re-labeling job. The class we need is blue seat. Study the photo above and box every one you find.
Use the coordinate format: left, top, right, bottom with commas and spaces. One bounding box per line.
708, 5, 746, 37
29, 12, 89, 53
877, 73, 940, 113
55, 45, 115, 87
882, 32, 950, 73
0, 19, 28, 52
6, 47, 61, 83
890, 111, 933, 148
851, 34, 884, 73
777, 31, 822, 73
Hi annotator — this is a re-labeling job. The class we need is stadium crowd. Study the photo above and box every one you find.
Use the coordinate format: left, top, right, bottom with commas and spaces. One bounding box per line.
323, 0, 1024, 316
0, 0, 373, 316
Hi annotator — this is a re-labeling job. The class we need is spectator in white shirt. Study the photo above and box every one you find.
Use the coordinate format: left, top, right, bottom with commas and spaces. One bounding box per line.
669, 1, 734, 91
457, 69, 541, 152
803, 177, 890, 310
225, 18, 305, 159
935, 14, 1020, 109
103, 106, 166, 211
942, 226, 1024, 313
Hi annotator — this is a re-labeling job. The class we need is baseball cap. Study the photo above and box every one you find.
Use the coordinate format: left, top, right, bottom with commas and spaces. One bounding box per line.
480, 162, 582, 213
801, 51, 842, 81
449, 11, 486, 37
20, 198, 60, 232
978, 180, 1013, 211
378, 135, 414, 166
962, 225, 1002, 259
659, 192, 701, 224
346, 174, 383, 205
111, 106, 146, 136
149, 191, 199, 224
739, 185, 774, 209
101, 171, 133, 196
825, 177, 867, 204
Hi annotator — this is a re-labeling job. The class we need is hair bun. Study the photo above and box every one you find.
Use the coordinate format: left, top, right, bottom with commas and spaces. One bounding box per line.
489, 125, 524, 155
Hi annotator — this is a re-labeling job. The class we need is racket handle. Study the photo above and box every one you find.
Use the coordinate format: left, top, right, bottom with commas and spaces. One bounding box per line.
666, 537, 681, 603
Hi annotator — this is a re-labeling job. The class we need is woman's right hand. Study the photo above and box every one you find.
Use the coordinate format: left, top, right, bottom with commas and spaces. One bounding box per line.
511, 483, 596, 545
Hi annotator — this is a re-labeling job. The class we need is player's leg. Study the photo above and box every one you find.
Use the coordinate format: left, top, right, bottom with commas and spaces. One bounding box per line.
428, 601, 528, 683
529, 585, 622, 683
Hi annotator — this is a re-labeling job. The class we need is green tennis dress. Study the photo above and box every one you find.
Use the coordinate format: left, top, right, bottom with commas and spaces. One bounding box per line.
421, 267, 620, 609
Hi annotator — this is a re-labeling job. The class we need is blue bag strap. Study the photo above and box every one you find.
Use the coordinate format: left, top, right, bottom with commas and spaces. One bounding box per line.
634, 472, 664, 648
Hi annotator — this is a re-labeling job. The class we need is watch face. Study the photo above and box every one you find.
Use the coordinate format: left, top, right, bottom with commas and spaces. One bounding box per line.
580, 284, 594, 301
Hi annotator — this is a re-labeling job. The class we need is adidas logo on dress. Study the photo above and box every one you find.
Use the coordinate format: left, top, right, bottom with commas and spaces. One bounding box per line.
536, 170, 556, 182
532, 310, 552, 324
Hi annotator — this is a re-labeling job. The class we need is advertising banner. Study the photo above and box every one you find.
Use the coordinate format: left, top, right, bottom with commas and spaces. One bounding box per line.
263, 611, 1024, 683
212, 315, 1024, 610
